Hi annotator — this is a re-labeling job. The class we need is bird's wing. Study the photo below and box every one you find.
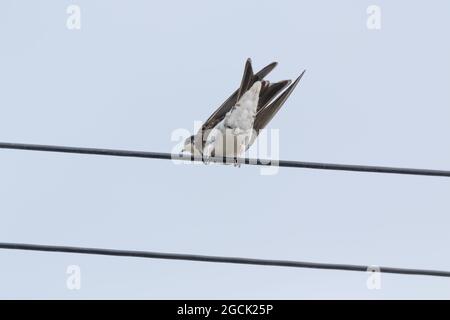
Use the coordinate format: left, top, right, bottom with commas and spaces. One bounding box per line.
248, 70, 306, 147
257, 80, 291, 113
236, 58, 254, 102
196, 59, 278, 149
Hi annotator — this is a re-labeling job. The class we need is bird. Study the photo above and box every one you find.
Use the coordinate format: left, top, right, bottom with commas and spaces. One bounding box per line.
181, 58, 305, 166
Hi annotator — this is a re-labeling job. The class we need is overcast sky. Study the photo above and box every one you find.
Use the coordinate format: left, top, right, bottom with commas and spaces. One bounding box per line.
1, 0, 450, 299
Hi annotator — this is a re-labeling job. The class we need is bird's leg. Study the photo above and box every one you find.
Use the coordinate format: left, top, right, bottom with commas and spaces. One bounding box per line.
233, 157, 241, 168
202, 135, 217, 165
232, 136, 241, 167
202, 148, 215, 165
202, 154, 210, 165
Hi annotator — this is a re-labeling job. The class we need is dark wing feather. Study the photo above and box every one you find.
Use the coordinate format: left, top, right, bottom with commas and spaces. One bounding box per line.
201, 59, 277, 133
195, 59, 278, 150
236, 58, 254, 101
254, 61, 278, 81
248, 70, 306, 148
257, 80, 291, 113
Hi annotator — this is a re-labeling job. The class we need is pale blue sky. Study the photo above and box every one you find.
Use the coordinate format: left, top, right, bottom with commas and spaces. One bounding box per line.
0, 0, 450, 299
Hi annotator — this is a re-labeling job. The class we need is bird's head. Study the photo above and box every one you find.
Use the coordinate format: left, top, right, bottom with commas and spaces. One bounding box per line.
181, 135, 196, 154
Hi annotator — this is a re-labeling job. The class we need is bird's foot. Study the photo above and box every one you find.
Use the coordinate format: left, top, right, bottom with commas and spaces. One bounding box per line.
233, 158, 241, 168
202, 155, 211, 165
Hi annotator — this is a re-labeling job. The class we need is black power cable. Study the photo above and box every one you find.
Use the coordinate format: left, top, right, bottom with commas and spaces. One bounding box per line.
1, 142, 450, 177
1, 242, 449, 278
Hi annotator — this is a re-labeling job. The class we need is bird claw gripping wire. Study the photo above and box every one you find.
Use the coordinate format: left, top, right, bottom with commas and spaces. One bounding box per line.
202, 155, 211, 165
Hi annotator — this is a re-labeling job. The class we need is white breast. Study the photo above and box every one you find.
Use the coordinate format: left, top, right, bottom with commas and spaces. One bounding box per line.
204, 122, 255, 158
203, 81, 261, 159
224, 81, 261, 131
